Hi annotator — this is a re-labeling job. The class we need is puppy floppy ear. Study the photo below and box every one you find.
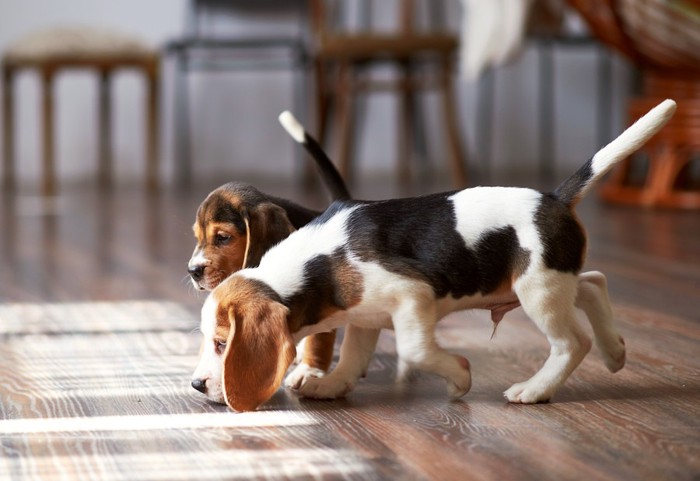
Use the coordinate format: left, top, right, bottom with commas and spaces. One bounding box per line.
242, 203, 295, 267
222, 301, 296, 412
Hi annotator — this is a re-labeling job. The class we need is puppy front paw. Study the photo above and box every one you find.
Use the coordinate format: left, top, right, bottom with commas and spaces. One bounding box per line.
298, 374, 354, 399
284, 363, 326, 390
504, 381, 553, 404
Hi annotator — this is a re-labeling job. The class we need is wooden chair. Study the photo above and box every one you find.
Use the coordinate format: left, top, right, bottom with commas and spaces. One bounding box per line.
2, 26, 160, 196
568, 0, 700, 208
165, 0, 309, 186
310, 0, 468, 187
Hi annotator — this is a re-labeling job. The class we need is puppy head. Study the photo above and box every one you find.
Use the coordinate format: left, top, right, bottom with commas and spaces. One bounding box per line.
191, 275, 296, 411
188, 183, 295, 291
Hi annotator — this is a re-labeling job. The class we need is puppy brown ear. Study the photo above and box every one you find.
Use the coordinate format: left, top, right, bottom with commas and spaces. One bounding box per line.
243, 203, 295, 267
222, 301, 296, 412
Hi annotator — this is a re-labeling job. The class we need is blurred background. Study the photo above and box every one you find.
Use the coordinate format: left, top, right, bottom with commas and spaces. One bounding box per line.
0, 0, 647, 190
1, 4, 699, 480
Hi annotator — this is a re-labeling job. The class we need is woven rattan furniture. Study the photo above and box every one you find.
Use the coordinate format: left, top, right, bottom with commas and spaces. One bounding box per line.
569, 0, 700, 208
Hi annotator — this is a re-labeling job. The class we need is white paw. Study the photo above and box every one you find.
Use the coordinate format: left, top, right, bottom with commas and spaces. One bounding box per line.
602, 336, 626, 373
298, 374, 354, 399
504, 381, 554, 404
284, 363, 325, 390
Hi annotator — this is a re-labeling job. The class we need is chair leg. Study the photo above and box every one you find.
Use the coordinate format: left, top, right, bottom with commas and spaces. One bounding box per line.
41, 68, 56, 196
650, 144, 700, 209
98, 69, 113, 189
2, 65, 15, 192
146, 60, 160, 192
439, 57, 468, 188
314, 59, 330, 147
334, 61, 356, 183
293, 56, 309, 187
398, 61, 414, 185
302, 57, 329, 189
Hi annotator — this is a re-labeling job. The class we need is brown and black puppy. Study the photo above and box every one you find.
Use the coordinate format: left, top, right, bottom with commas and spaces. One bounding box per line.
188, 114, 350, 387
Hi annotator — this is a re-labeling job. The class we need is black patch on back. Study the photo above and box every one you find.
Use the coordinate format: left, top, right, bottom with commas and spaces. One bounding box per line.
534, 194, 586, 273
345, 193, 530, 298
284, 247, 354, 327
310, 200, 354, 226
474, 226, 529, 293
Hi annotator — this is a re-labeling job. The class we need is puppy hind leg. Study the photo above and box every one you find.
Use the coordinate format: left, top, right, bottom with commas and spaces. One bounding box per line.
393, 300, 471, 399
506, 272, 592, 403
576, 271, 626, 373
298, 326, 380, 399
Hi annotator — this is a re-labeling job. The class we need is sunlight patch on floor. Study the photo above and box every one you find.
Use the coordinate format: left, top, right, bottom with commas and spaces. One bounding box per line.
0, 411, 315, 434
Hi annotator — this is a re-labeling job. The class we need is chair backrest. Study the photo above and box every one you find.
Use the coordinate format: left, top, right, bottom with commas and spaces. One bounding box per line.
310, 0, 455, 39
185, 0, 308, 39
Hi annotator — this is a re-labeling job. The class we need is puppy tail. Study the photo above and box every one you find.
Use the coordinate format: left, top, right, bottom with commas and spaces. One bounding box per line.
554, 99, 676, 207
278, 111, 351, 201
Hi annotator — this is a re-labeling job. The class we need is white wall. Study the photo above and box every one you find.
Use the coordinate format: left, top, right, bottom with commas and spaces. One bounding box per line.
0, 0, 634, 189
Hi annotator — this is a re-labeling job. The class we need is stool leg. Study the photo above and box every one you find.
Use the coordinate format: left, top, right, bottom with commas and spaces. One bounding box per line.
98, 69, 112, 189
174, 50, 190, 187
439, 56, 468, 188
315, 58, 330, 148
2, 65, 15, 192
41, 69, 56, 196
146, 62, 160, 192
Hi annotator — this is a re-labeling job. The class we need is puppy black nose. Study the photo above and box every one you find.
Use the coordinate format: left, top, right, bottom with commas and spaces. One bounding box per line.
191, 378, 207, 394
188, 264, 205, 281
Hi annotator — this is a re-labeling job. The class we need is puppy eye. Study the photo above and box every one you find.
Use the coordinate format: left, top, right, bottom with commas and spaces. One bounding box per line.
214, 339, 227, 355
214, 232, 231, 245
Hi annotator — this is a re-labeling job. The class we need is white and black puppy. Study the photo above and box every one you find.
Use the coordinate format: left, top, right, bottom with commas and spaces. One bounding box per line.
192, 100, 676, 412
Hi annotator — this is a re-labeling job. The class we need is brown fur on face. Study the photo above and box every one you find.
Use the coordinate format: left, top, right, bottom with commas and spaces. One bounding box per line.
189, 182, 340, 403
216, 277, 296, 412
189, 183, 296, 291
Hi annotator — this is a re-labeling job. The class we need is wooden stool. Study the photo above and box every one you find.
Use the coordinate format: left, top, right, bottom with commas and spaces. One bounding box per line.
599, 73, 700, 209
2, 26, 160, 195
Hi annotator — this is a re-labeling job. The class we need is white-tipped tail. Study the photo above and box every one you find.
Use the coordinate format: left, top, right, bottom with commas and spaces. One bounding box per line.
555, 99, 676, 206
278, 111, 306, 144
587, 99, 676, 191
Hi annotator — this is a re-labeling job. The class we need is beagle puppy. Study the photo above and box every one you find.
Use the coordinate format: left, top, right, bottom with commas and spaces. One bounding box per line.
188, 117, 350, 392
193, 100, 676, 412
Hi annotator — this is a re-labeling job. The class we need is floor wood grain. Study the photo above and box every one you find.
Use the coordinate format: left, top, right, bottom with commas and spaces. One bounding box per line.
1, 177, 699, 481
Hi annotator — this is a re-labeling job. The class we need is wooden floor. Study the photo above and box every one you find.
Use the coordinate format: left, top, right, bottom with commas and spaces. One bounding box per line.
1, 175, 699, 481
